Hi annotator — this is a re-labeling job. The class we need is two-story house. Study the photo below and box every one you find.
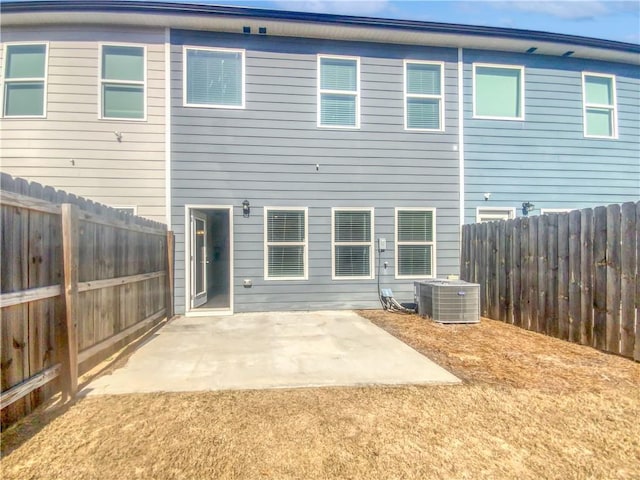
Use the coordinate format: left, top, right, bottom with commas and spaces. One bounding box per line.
1, 1, 638, 315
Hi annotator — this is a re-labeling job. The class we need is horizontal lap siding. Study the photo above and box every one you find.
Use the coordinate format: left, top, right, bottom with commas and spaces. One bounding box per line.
0, 26, 166, 222
463, 50, 640, 222
171, 31, 460, 313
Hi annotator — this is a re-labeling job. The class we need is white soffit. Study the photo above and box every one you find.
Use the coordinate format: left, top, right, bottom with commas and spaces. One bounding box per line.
2, 10, 639, 65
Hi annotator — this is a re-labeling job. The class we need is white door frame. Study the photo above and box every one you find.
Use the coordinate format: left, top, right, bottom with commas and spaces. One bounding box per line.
184, 205, 234, 316
191, 211, 208, 308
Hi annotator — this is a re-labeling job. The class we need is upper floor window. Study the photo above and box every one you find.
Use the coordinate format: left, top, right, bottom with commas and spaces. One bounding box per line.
582, 73, 617, 139
404, 61, 444, 131
318, 55, 359, 128
264, 208, 308, 280
184, 47, 245, 108
395, 209, 436, 278
332, 208, 373, 279
473, 63, 524, 120
3, 43, 47, 117
100, 45, 145, 120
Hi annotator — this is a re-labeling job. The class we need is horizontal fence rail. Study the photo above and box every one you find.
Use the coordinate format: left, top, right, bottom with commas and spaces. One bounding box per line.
1, 173, 175, 428
461, 202, 639, 361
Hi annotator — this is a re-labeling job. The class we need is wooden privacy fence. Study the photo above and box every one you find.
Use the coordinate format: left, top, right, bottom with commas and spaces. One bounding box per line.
461, 202, 639, 361
1, 173, 175, 427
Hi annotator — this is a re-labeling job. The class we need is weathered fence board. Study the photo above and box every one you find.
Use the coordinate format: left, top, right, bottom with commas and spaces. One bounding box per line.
1, 173, 174, 427
620, 202, 636, 358
568, 210, 581, 344
546, 213, 558, 337
635, 202, 640, 362
557, 213, 570, 341
537, 215, 548, 335
580, 208, 594, 346
593, 207, 607, 351
461, 201, 639, 361
606, 205, 622, 353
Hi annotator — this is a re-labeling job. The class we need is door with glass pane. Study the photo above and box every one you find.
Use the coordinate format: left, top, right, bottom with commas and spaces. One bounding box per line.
191, 212, 207, 308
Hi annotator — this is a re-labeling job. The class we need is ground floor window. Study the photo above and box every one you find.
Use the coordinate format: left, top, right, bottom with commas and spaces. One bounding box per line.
264, 207, 307, 280
332, 208, 374, 279
476, 207, 515, 223
395, 208, 435, 279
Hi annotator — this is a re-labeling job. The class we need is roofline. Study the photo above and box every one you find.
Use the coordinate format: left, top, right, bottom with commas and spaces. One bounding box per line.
2, 0, 639, 55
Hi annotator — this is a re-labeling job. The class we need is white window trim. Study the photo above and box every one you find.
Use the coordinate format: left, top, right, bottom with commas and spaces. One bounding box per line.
541, 208, 572, 214
582, 71, 618, 139
395, 207, 437, 280
182, 46, 246, 110
472, 62, 525, 121
331, 207, 374, 280
263, 206, 309, 281
111, 205, 138, 215
317, 54, 360, 129
1, 42, 49, 119
403, 60, 445, 132
98, 43, 147, 122
475, 207, 516, 223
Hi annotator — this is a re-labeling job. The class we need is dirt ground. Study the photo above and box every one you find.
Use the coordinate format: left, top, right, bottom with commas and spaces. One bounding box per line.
2, 312, 639, 480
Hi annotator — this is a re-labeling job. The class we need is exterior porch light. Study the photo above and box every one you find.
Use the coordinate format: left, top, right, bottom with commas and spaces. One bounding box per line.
242, 199, 250, 218
522, 202, 535, 216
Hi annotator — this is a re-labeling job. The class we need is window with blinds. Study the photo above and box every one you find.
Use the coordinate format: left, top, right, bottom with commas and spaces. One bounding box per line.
3, 44, 47, 117
396, 209, 435, 278
473, 64, 524, 120
332, 209, 373, 279
185, 47, 244, 108
405, 61, 443, 131
583, 73, 617, 138
101, 45, 145, 119
265, 208, 307, 280
318, 56, 359, 128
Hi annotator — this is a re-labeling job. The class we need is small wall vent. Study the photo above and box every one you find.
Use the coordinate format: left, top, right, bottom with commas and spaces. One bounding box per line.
414, 280, 480, 324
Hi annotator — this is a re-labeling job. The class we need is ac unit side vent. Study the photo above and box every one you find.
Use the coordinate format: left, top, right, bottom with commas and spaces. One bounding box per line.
414, 280, 480, 324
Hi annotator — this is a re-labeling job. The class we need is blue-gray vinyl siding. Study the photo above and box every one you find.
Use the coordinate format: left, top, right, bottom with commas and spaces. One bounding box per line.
171, 31, 461, 313
463, 50, 639, 223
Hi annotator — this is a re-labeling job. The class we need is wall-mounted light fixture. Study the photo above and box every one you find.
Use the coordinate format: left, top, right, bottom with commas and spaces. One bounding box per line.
522, 202, 535, 216
484, 192, 491, 201
242, 199, 250, 218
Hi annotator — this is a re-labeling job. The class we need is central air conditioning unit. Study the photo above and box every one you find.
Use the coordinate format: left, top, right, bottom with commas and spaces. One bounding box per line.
414, 279, 480, 324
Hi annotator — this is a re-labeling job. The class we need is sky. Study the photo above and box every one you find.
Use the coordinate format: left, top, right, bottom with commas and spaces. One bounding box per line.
175, 0, 640, 44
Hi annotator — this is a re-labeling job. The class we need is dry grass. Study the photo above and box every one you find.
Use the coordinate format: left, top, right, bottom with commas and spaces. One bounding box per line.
2, 313, 639, 480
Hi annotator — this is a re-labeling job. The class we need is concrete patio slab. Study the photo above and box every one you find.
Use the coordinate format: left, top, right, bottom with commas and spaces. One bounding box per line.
82, 311, 460, 396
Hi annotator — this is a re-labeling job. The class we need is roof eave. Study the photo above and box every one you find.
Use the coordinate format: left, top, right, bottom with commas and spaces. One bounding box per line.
2, 1, 639, 65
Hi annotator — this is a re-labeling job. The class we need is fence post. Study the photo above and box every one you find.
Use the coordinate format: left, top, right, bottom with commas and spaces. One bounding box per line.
166, 231, 175, 319
61, 203, 79, 400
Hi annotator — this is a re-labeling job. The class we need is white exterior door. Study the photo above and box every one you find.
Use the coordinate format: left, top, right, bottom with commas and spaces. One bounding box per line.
191, 212, 208, 308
